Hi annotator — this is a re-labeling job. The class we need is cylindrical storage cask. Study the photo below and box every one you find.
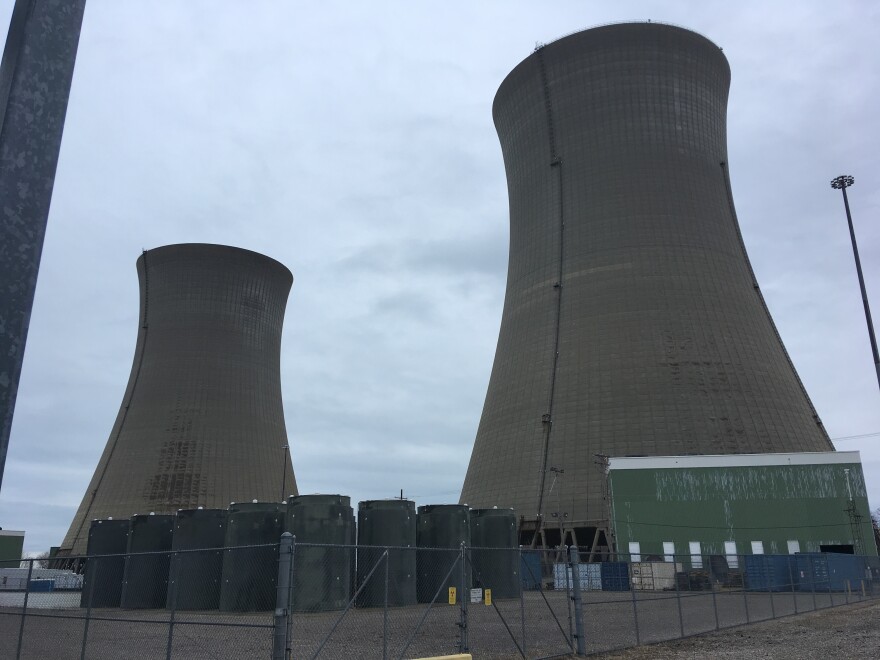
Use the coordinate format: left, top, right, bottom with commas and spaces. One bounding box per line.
81, 519, 130, 608
287, 495, 354, 611
470, 508, 520, 599
167, 508, 227, 610
219, 501, 286, 611
121, 513, 173, 608
356, 500, 417, 607
416, 504, 470, 603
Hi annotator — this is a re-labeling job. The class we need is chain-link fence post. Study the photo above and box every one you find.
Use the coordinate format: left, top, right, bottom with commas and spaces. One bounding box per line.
741, 554, 750, 623
788, 556, 798, 614
289, 536, 296, 651
674, 554, 684, 637
80, 556, 97, 660
826, 557, 833, 605
568, 546, 586, 655
15, 557, 34, 660
165, 551, 180, 660
711, 560, 720, 631
459, 542, 469, 653
383, 548, 389, 660
808, 554, 817, 611
273, 532, 294, 660
628, 556, 640, 645
519, 547, 526, 656
768, 563, 776, 620
564, 546, 573, 646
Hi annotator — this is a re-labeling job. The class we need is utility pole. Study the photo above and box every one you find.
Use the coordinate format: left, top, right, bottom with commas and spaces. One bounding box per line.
0, 0, 88, 492
843, 468, 865, 555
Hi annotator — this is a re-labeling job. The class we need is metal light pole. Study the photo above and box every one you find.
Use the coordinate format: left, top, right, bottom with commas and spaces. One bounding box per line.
280, 444, 289, 502
830, 175, 880, 394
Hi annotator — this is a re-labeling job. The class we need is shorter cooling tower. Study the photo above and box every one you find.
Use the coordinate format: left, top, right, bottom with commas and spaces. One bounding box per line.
121, 513, 173, 609
219, 501, 286, 612
81, 519, 129, 608
416, 505, 470, 603
167, 508, 227, 610
59, 243, 297, 556
470, 508, 520, 599
356, 500, 417, 607
287, 495, 354, 611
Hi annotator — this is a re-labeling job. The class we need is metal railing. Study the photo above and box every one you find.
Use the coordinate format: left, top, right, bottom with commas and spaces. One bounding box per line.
2, 539, 876, 659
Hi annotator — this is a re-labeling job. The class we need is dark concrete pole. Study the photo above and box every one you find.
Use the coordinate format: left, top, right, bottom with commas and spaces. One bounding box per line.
831, 175, 880, 394
0, 0, 87, 491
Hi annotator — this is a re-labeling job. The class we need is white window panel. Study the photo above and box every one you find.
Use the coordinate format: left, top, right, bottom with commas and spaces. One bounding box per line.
787, 540, 801, 555
689, 541, 702, 568
751, 541, 764, 555
628, 541, 641, 563
724, 541, 739, 568
663, 541, 675, 563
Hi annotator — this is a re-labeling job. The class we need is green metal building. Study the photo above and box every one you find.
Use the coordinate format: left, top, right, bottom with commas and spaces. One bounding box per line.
609, 452, 876, 566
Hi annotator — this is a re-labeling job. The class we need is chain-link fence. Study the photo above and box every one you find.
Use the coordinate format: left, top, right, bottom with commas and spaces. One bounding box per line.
2, 538, 877, 659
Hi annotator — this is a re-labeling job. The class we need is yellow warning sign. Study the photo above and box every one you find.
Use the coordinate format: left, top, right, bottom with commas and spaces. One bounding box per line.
484, 589, 492, 606
448, 587, 456, 605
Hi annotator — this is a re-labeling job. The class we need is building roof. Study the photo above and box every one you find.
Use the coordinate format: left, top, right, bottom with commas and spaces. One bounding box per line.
608, 451, 860, 471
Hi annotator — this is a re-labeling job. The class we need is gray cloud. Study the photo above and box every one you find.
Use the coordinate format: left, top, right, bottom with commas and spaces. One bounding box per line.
1, 1, 878, 553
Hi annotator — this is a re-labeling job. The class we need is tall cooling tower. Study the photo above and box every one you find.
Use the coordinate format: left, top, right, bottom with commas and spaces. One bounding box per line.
60, 244, 297, 554
459, 23, 833, 548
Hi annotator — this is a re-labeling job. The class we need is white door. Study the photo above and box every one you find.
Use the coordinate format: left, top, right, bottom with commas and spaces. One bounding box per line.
724, 541, 739, 568
628, 541, 641, 563
689, 541, 702, 568
663, 541, 675, 563
787, 540, 801, 555
751, 541, 764, 555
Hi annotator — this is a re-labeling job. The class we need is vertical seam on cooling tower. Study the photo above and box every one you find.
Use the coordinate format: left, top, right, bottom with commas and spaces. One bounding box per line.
719, 162, 831, 446
71, 250, 153, 549
535, 46, 566, 520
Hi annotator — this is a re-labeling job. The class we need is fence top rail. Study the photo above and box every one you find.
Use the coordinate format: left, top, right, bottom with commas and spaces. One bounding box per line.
35, 545, 879, 564
293, 542, 522, 551
49, 542, 282, 562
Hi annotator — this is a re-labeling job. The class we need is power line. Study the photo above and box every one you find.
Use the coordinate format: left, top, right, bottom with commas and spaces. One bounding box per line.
831, 431, 880, 442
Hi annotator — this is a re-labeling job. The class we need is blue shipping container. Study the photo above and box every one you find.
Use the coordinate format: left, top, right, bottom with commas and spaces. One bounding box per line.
600, 562, 630, 591
28, 579, 53, 592
797, 553, 866, 592
795, 553, 828, 592
520, 552, 542, 591
744, 555, 796, 592
826, 554, 864, 592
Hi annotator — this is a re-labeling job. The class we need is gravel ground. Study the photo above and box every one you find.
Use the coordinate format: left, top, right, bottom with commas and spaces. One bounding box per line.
2, 591, 877, 658
592, 600, 880, 659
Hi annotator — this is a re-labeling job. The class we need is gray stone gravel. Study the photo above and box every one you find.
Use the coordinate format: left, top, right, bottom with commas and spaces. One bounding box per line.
592, 600, 880, 659
2, 591, 878, 658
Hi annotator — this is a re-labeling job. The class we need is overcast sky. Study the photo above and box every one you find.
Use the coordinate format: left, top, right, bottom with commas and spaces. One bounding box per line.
1, 1, 878, 554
